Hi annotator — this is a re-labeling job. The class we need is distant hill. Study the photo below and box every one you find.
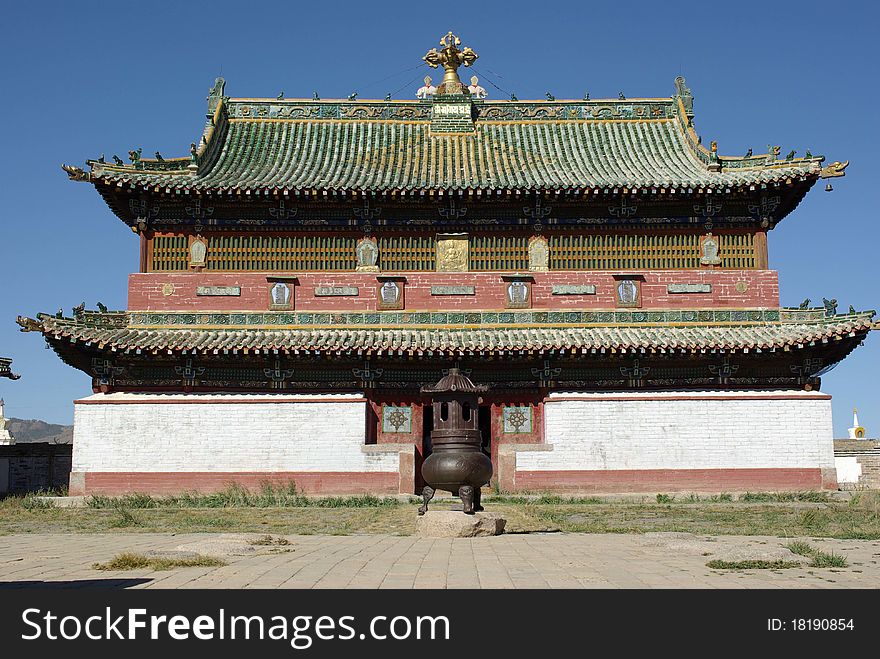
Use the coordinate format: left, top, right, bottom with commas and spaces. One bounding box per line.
7, 418, 73, 444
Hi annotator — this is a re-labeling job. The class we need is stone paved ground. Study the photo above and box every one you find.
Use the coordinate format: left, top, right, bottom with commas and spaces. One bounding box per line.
1, 533, 879, 589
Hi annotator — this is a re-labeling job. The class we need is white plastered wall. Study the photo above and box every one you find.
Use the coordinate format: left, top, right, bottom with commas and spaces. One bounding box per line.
518, 391, 835, 471
72, 393, 397, 473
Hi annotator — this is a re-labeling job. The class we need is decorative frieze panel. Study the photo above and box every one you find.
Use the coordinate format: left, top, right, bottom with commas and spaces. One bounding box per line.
315, 286, 359, 297
552, 285, 596, 295
149, 231, 759, 273
668, 284, 712, 294
431, 286, 475, 296
475, 101, 672, 122
228, 101, 430, 121
196, 286, 241, 296
127, 308, 784, 328
225, 99, 675, 124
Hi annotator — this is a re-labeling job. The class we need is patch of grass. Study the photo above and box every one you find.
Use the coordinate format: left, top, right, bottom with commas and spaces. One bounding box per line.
485, 494, 605, 505
810, 550, 848, 568
656, 494, 674, 504
88, 484, 405, 510
707, 559, 801, 570
784, 541, 849, 568
485, 495, 530, 504
740, 491, 830, 503
20, 495, 53, 510
785, 540, 814, 557
249, 535, 291, 546
89, 493, 157, 509
798, 510, 831, 531
93, 552, 227, 571
107, 504, 142, 528
3, 489, 880, 538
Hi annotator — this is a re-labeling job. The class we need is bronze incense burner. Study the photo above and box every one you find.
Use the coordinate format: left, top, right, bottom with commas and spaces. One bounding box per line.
418, 369, 492, 515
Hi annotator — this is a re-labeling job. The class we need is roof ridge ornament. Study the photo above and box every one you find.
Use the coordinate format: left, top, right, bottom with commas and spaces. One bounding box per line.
674, 76, 694, 122
207, 77, 226, 115
820, 160, 849, 178
423, 31, 478, 95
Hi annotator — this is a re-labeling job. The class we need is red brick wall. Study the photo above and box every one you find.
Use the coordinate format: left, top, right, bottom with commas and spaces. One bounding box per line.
129, 270, 779, 311
511, 468, 832, 493
73, 471, 399, 496
488, 398, 544, 485
368, 397, 424, 448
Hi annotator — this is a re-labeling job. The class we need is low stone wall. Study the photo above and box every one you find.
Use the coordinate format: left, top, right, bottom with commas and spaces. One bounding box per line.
834, 440, 880, 490
0, 443, 72, 494
70, 392, 412, 496
499, 390, 837, 493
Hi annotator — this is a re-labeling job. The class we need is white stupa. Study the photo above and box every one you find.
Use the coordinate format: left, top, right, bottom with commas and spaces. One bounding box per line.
848, 408, 866, 439
0, 399, 15, 445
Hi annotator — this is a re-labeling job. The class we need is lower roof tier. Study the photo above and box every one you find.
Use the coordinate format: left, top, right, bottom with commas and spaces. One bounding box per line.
19, 308, 875, 356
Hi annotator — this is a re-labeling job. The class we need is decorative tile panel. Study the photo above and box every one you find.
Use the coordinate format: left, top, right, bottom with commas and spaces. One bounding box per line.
502, 405, 533, 434
315, 286, 359, 297
668, 283, 713, 294
431, 285, 475, 296
552, 285, 596, 295
196, 286, 240, 296
382, 405, 413, 433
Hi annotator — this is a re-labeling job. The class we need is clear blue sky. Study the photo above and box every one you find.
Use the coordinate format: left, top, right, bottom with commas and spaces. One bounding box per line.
0, 1, 876, 437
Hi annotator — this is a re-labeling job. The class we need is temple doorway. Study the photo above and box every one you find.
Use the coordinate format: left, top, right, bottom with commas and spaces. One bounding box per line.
479, 406, 491, 457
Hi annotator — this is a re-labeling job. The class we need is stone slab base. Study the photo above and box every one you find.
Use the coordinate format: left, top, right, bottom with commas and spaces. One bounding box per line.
416, 511, 506, 537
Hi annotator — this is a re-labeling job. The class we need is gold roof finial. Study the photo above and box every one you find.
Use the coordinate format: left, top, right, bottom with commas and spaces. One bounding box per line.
423, 31, 478, 95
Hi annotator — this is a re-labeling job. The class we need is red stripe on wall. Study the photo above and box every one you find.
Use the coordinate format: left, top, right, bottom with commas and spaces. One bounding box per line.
72, 471, 399, 496
544, 394, 832, 403
513, 468, 835, 492
74, 397, 368, 405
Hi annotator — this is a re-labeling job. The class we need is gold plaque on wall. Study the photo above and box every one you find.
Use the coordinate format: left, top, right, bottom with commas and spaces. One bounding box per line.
436, 233, 469, 272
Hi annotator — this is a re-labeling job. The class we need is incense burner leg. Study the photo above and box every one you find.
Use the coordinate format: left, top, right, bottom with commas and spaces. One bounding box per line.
460, 485, 475, 515
418, 486, 435, 516
473, 486, 484, 512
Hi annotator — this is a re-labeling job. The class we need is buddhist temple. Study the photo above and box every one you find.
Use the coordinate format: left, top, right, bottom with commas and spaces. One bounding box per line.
19, 32, 875, 495
0, 358, 19, 381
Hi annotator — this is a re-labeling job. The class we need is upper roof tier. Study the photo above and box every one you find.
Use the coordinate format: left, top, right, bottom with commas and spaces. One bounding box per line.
77, 82, 841, 195
64, 32, 848, 229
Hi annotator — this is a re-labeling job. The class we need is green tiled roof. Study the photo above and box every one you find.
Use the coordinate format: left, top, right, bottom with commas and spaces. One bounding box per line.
83, 94, 824, 195
23, 309, 875, 356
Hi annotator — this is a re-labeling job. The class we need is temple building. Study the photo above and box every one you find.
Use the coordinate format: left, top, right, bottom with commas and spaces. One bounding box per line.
20, 33, 874, 495
0, 358, 19, 381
